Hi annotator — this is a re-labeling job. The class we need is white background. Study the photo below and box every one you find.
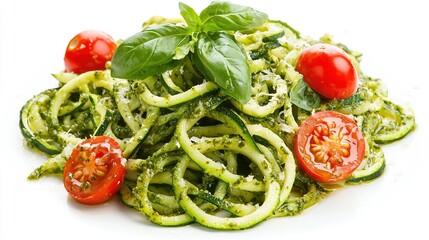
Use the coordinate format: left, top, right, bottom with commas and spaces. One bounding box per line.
1, 0, 428, 239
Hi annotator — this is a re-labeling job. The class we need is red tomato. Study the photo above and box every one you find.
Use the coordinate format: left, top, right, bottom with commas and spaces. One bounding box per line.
63, 136, 126, 204
294, 111, 365, 183
295, 43, 358, 99
64, 30, 117, 74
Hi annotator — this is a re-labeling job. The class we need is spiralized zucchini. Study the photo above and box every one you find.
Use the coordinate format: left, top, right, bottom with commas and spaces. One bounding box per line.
20, 19, 414, 230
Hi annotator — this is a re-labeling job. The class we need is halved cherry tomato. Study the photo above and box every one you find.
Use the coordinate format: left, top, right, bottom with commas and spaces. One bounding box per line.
64, 30, 117, 74
63, 136, 126, 204
294, 111, 365, 183
295, 43, 358, 99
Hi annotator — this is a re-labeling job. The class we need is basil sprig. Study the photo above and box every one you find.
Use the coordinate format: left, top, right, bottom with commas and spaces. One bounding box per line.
111, 1, 267, 103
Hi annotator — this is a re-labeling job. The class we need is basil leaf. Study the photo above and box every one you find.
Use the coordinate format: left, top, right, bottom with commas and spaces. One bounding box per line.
193, 32, 251, 103
179, 2, 201, 32
173, 34, 197, 60
290, 78, 321, 111
111, 24, 190, 80
200, 1, 268, 32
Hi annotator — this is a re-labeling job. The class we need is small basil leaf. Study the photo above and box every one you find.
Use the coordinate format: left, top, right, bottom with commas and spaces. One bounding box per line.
200, 1, 268, 32
111, 24, 190, 80
290, 78, 321, 111
193, 32, 251, 103
173, 35, 197, 60
179, 2, 202, 32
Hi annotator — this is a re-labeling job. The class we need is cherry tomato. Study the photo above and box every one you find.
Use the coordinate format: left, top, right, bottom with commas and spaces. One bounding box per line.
63, 136, 126, 204
295, 43, 358, 99
294, 111, 365, 183
64, 30, 117, 74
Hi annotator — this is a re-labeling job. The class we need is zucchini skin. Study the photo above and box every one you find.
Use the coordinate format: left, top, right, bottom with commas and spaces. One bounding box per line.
20, 89, 62, 155
373, 101, 415, 143
346, 159, 385, 183
346, 138, 386, 183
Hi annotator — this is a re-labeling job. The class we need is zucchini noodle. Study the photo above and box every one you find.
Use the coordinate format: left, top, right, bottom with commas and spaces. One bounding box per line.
20, 18, 415, 230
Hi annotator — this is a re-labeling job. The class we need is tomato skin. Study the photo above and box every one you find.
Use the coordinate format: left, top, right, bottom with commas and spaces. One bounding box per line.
64, 30, 117, 74
63, 136, 126, 204
294, 111, 365, 183
295, 43, 358, 99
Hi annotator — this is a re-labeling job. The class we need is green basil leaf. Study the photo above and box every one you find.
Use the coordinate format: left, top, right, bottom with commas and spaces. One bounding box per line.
193, 32, 251, 103
173, 34, 198, 60
200, 1, 268, 32
290, 78, 321, 111
179, 2, 202, 32
111, 24, 190, 80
